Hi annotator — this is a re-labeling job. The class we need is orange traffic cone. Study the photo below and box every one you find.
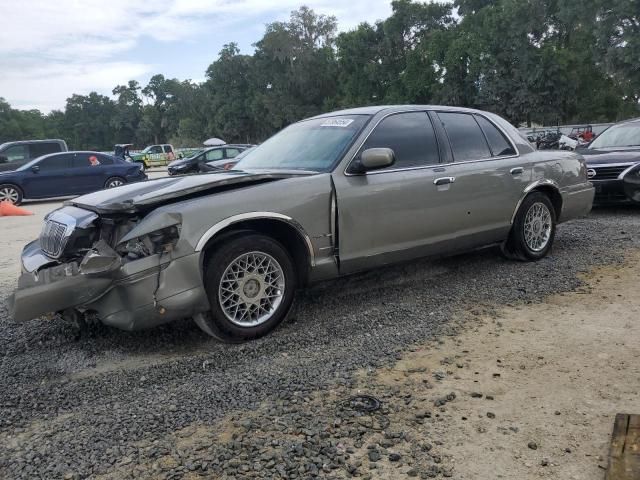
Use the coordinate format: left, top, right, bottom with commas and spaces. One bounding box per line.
0, 201, 34, 216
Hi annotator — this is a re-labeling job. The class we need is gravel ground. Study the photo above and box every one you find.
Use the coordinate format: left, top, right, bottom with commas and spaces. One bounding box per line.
0, 206, 638, 479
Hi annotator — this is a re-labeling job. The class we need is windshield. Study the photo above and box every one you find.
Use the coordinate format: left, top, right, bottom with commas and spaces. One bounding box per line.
589, 122, 640, 149
236, 115, 370, 171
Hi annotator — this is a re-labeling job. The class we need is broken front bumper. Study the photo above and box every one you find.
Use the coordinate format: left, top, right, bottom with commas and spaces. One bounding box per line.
10, 240, 209, 331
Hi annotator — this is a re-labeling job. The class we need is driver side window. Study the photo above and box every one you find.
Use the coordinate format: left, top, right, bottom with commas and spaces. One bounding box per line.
361, 112, 440, 170
38, 154, 70, 171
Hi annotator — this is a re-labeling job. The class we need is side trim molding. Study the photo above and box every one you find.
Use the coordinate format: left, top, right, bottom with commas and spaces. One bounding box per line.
195, 212, 316, 267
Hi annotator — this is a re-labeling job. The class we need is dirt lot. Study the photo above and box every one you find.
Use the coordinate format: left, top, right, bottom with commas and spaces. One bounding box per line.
0, 199, 639, 479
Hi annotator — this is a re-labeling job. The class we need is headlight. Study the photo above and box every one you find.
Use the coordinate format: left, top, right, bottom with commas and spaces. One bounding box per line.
117, 225, 181, 260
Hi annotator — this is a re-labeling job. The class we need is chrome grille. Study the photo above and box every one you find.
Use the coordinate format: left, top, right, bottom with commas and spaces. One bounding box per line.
592, 165, 628, 180
40, 220, 70, 258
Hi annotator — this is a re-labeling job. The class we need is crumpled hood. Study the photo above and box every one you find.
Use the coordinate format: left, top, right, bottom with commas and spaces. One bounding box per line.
581, 147, 640, 165
66, 171, 305, 214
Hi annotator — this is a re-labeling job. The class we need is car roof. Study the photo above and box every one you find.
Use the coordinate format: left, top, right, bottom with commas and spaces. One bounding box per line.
33, 151, 117, 161
309, 105, 491, 119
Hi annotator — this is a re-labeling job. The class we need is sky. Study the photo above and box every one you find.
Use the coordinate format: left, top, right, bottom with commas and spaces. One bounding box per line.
0, 0, 393, 113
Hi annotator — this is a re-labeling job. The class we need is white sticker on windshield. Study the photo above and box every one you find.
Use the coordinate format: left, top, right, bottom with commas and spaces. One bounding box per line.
320, 118, 354, 127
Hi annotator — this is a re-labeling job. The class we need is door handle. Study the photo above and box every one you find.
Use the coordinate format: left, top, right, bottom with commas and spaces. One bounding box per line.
434, 176, 455, 186
510, 167, 524, 175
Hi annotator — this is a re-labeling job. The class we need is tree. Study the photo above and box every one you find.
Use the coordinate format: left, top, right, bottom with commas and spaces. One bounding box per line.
1, 2, 638, 148
111, 80, 142, 143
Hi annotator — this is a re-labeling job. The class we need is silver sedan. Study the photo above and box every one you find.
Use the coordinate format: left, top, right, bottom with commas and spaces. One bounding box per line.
11, 105, 594, 341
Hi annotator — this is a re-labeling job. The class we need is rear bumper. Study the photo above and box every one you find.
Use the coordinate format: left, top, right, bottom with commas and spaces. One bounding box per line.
10, 241, 209, 331
127, 171, 148, 182
559, 182, 594, 222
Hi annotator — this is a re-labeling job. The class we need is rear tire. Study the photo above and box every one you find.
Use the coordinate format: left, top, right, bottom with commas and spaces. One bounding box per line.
0, 184, 23, 205
503, 192, 556, 261
104, 177, 126, 189
199, 233, 297, 341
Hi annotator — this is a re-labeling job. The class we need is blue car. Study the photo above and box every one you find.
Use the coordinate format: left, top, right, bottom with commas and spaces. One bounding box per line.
0, 151, 147, 205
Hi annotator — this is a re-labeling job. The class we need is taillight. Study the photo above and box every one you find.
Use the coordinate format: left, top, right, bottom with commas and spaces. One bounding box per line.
223, 163, 234, 170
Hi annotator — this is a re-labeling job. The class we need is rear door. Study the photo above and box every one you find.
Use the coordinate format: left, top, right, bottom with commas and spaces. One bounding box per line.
21, 154, 73, 198
430, 111, 530, 245
68, 153, 107, 193
164, 145, 175, 161
332, 111, 454, 273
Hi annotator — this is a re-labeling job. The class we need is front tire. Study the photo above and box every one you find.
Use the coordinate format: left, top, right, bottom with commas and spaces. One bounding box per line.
0, 184, 23, 205
200, 234, 297, 341
503, 192, 556, 261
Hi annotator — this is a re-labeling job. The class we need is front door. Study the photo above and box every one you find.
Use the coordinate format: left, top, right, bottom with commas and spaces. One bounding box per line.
22, 154, 73, 198
332, 111, 454, 274
67, 153, 106, 194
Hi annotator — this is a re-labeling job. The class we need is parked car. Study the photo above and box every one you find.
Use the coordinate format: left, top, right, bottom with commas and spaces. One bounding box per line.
579, 117, 640, 204
0, 139, 68, 172
131, 144, 177, 168
0, 151, 147, 205
10, 106, 594, 342
167, 145, 252, 175
199, 146, 256, 173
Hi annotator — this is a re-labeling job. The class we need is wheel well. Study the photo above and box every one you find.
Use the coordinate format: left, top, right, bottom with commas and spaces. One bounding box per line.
532, 186, 562, 218
200, 219, 311, 286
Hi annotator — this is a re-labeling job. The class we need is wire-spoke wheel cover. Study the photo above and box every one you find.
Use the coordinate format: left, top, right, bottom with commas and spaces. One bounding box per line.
0, 186, 19, 204
523, 202, 552, 252
106, 179, 124, 188
218, 251, 285, 327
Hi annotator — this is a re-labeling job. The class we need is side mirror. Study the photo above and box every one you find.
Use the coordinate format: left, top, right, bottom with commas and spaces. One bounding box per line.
31, 165, 40, 173
360, 148, 395, 171
0, 155, 7, 163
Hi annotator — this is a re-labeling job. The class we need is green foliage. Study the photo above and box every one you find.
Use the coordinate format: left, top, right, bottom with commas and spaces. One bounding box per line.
0, 2, 638, 150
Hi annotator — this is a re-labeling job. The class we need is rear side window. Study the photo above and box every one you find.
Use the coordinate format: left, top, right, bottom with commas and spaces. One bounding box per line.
1, 145, 28, 162
98, 154, 115, 165
475, 116, 516, 156
72, 153, 111, 167
438, 112, 491, 162
30, 142, 61, 158
361, 112, 440, 169
206, 149, 224, 161
38, 154, 70, 171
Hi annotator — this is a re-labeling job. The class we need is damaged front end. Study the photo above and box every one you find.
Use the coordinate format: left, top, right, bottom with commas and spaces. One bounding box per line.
10, 205, 209, 331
